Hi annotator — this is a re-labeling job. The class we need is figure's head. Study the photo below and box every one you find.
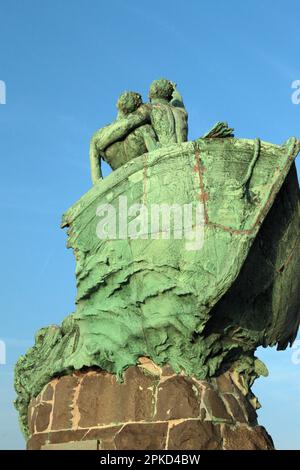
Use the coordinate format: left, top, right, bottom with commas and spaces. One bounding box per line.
149, 79, 174, 102
117, 91, 142, 115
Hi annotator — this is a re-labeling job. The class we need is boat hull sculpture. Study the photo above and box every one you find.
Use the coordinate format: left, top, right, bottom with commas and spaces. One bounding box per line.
15, 136, 300, 441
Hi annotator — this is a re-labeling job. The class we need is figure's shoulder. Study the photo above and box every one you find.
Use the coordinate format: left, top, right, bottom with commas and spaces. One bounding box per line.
137, 103, 152, 114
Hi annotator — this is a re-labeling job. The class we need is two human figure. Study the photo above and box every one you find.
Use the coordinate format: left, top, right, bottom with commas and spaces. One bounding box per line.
90, 79, 188, 184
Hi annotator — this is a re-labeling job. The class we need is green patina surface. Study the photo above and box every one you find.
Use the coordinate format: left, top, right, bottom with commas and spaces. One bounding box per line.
89, 79, 188, 182
14, 135, 300, 437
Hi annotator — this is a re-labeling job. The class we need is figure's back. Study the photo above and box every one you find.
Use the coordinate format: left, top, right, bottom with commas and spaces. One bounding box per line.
150, 103, 188, 145
104, 124, 153, 170
173, 106, 188, 143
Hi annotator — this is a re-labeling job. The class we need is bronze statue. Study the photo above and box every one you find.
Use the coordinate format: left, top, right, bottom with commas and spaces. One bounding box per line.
89, 79, 188, 184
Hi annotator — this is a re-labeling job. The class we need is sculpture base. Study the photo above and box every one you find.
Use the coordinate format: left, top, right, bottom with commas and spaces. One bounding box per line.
27, 360, 274, 450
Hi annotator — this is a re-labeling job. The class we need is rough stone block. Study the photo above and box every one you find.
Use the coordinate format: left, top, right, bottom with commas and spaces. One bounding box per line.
52, 375, 79, 430
27, 401, 37, 436
214, 373, 236, 393
115, 423, 168, 450
82, 425, 122, 450
168, 420, 222, 450
222, 394, 247, 423
236, 392, 258, 425
222, 424, 274, 450
156, 376, 200, 421
203, 389, 232, 422
27, 433, 48, 451
42, 383, 55, 402
35, 402, 52, 432
78, 368, 157, 428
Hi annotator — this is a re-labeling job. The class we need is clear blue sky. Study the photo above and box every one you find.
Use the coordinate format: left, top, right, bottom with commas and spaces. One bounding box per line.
0, 0, 299, 449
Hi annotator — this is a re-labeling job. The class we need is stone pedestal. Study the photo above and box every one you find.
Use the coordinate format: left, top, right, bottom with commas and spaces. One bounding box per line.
26, 359, 274, 450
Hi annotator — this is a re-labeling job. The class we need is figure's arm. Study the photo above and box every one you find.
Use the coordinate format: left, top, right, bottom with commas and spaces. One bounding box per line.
144, 133, 160, 152
95, 107, 150, 152
142, 125, 160, 152
170, 84, 186, 111
89, 106, 151, 184
89, 136, 103, 184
